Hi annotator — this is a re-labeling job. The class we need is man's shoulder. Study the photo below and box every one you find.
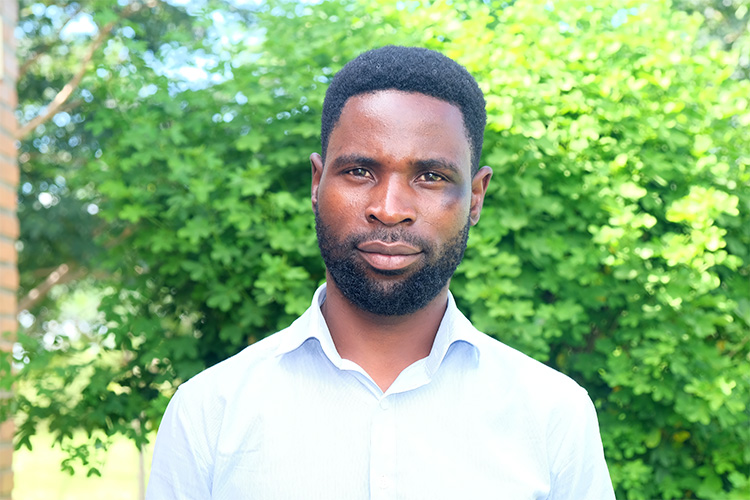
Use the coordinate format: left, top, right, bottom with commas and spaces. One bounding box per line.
451, 303, 581, 395
178, 325, 293, 399
470, 328, 588, 401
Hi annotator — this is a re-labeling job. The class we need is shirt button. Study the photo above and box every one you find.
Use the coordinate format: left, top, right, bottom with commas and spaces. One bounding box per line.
378, 475, 392, 490
379, 399, 390, 410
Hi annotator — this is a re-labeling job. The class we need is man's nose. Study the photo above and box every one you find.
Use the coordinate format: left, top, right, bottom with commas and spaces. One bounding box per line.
365, 175, 416, 226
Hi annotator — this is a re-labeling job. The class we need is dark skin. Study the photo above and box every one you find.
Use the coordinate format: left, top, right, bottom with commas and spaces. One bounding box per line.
311, 90, 492, 391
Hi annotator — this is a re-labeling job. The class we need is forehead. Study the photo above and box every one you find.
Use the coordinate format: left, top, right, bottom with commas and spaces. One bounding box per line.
326, 90, 471, 168
327, 90, 471, 170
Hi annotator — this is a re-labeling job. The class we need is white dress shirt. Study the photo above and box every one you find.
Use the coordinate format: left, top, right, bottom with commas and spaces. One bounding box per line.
147, 284, 615, 499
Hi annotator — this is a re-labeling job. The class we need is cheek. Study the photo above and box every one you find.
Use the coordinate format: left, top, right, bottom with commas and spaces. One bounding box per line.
434, 185, 471, 221
317, 185, 360, 221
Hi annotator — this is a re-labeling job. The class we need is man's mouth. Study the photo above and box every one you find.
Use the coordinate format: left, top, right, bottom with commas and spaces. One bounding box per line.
355, 241, 422, 271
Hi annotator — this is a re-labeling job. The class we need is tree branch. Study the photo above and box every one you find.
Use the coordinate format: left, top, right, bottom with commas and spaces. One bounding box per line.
19, 223, 135, 311
17, 263, 87, 313
18, 52, 44, 82
15, 1, 157, 140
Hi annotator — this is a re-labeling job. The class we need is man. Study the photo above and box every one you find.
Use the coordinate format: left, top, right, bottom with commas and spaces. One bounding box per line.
147, 46, 616, 499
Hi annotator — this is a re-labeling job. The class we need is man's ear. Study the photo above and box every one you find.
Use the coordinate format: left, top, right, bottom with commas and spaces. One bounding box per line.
310, 153, 324, 210
469, 166, 493, 226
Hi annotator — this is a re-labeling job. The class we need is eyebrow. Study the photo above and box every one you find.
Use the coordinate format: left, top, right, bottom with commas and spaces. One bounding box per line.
329, 155, 462, 177
329, 154, 379, 171
412, 158, 461, 177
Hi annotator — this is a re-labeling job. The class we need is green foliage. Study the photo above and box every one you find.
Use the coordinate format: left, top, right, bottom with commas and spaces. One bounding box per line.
8, 0, 750, 498
17, 0, 208, 293
12, 0, 220, 472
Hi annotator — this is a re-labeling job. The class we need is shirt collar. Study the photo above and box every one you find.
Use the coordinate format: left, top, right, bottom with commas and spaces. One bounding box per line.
275, 283, 481, 373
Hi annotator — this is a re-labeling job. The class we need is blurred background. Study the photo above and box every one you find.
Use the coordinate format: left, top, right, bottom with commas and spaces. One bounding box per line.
2, 0, 750, 498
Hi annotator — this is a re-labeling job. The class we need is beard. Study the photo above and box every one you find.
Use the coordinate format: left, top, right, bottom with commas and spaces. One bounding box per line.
315, 207, 470, 316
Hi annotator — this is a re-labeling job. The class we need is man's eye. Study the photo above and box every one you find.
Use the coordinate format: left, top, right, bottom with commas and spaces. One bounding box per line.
348, 168, 370, 177
420, 172, 445, 182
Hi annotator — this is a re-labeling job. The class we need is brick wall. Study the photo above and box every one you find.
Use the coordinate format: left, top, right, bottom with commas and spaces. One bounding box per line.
0, 0, 18, 498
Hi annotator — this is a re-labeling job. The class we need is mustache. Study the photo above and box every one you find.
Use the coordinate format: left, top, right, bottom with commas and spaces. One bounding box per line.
345, 229, 430, 250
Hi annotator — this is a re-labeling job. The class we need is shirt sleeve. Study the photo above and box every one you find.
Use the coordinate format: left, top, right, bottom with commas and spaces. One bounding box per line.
547, 386, 616, 500
146, 387, 213, 499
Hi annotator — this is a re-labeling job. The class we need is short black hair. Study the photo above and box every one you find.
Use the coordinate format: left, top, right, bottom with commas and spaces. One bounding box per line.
321, 46, 486, 174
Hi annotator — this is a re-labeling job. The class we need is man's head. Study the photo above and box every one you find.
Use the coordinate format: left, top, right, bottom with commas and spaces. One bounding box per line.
320, 46, 487, 175
311, 47, 492, 317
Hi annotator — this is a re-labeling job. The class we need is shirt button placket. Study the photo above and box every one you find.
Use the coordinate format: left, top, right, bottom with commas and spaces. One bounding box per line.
370, 397, 396, 500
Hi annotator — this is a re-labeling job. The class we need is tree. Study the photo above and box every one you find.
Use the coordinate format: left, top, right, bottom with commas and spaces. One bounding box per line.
5, 0, 750, 498
15, 0, 217, 308
10, 0, 220, 475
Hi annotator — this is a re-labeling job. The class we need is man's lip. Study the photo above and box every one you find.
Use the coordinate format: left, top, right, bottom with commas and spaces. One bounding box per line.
356, 241, 421, 255
356, 241, 423, 272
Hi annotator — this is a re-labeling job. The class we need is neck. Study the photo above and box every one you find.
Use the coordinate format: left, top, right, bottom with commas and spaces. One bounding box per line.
321, 276, 449, 392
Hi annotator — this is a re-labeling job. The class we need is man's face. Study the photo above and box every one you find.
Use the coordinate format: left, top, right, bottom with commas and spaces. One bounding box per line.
311, 90, 491, 316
